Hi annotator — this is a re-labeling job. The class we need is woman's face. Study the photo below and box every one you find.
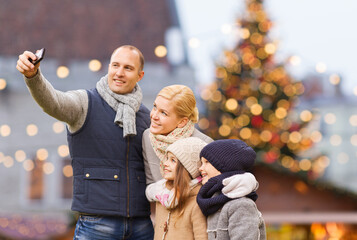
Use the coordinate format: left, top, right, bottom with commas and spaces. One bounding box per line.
150, 96, 187, 135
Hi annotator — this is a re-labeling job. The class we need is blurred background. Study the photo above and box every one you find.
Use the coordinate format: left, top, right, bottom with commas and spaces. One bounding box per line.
0, 0, 356, 239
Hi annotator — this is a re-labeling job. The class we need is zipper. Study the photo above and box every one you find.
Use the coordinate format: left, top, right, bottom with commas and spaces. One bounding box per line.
126, 137, 130, 217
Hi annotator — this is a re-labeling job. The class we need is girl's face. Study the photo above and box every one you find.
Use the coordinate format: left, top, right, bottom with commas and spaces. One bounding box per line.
199, 157, 221, 184
150, 96, 188, 135
163, 152, 178, 180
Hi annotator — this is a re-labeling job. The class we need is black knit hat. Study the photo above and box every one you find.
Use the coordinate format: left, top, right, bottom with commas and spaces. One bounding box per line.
199, 139, 256, 173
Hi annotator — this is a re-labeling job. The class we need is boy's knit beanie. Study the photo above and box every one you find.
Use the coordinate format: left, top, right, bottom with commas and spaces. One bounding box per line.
199, 139, 256, 173
166, 137, 207, 178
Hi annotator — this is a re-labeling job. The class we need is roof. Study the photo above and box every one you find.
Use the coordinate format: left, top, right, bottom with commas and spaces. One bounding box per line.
0, 0, 173, 63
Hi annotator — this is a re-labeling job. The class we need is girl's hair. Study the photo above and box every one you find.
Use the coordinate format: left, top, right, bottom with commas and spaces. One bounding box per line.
166, 161, 192, 216
157, 85, 199, 123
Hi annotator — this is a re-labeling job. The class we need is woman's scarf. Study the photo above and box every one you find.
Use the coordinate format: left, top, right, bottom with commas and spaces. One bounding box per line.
196, 172, 258, 216
146, 177, 201, 209
96, 75, 142, 137
149, 121, 195, 175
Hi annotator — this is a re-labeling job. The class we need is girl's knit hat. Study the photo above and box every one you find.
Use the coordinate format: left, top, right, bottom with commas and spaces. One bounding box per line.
199, 139, 256, 173
166, 137, 207, 178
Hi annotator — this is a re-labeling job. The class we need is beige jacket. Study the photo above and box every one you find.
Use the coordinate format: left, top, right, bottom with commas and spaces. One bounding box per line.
154, 185, 208, 240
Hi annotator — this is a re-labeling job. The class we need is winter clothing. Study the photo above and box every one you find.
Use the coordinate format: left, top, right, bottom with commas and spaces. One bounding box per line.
24, 70, 151, 218
166, 137, 207, 178
152, 185, 207, 240
206, 197, 266, 240
142, 128, 213, 184
200, 139, 256, 173
197, 139, 266, 240
68, 88, 150, 216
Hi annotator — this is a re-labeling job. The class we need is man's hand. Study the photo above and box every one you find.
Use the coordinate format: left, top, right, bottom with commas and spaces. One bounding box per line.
16, 50, 41, 78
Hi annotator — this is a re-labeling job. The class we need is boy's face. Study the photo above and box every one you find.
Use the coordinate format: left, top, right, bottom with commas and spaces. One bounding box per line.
199, 157, 221, 184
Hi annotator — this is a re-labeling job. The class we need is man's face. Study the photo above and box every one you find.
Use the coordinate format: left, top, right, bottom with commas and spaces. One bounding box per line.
108, 47, 144, 94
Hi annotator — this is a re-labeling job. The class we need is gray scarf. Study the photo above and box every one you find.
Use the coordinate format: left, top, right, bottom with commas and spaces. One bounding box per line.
96, 74, 142, 137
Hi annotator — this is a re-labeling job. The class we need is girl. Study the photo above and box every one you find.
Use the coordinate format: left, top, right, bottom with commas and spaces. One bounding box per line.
146, 137, 208, 240
197, 139, 266, 240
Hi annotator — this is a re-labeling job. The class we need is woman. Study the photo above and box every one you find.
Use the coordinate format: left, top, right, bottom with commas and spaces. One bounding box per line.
142, 85, 213, 185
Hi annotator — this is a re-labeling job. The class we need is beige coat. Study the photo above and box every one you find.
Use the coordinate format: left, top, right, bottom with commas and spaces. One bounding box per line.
154, 185, 208, 240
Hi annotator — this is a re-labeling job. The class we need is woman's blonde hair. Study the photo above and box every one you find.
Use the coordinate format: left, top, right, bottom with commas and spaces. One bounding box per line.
157, 85, 199, 123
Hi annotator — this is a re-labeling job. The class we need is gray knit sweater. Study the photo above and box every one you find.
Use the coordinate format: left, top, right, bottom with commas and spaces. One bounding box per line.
207, 197, 266, 240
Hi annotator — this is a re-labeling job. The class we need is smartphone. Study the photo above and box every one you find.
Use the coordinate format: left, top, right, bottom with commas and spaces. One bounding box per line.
29, 48, 46, 65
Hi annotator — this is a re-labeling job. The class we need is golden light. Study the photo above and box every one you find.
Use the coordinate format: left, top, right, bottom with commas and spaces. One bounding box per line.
311, 223, 327, 239
281, 156, 294, 168
250, 33, 263, 44
315, 62, 327, 73
88, 59, 102, 72
154, 45, 167, 58
277, 99, 290, 109
289, 131, 302, 143
311, 131, 322, 143
221, 24, 232, 34
225, 98, 238, 111
58, 145, 69, 157
239, 127, 252, 139
288, 56, 301, 66
294, 181, 308, 194
3, 156, 14, 168
15, 150, 26, 162
52, 121, 65, 134
0, 124, 11, 137
280, 131, 290, 143
300, 110, 313, 122
200, 88, 212, 101
0, 78, 7, 90
349, 115, 357, 126
218, 125, 231, 137
324, 113, 336, 125
330, 134, 342, 146
264, 43, 276, 54
36, 148, 48, 161
299, 159, 312, 171
260, 130, 272, 142
63, 165, 73, 177
256, 48, 267, 59
23, 159, 35, 171
351, 135, 357, 146
57, 66, 69, 78
43, 162, 55, 175
250, 103, 263, 115
26, 124, 38, 136
240, 28, 250, 39
317, 156, 330, 168
337, 152, 349, 164
329, 74, 340, 85
245, 96, 258, 107
236, 115, 250, 127
188, 38, 200, 48
275, 107, 287, 119
211, 91, 222, 102
198, 118, 209, 130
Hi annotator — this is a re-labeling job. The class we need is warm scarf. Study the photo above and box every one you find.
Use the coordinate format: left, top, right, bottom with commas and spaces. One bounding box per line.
196, 172, 258, 216
96, 74, 142, 137
146, 177, 201, 209
149, 121, 195, 176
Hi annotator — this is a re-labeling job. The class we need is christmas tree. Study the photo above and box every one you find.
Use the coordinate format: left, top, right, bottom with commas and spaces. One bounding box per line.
199, 0, 325, 179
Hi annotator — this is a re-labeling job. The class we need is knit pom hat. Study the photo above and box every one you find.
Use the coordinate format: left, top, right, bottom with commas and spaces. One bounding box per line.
199, 139, 256, 173
166, 137, 208, 178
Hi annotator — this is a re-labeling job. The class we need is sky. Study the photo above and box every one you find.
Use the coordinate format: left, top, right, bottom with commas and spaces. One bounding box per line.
175, 0, 357, 95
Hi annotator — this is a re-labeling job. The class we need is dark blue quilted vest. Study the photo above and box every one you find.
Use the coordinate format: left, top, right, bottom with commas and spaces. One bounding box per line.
67, 88, 151, 217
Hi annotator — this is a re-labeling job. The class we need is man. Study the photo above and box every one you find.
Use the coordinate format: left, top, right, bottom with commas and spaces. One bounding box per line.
16, 46, 154, 239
